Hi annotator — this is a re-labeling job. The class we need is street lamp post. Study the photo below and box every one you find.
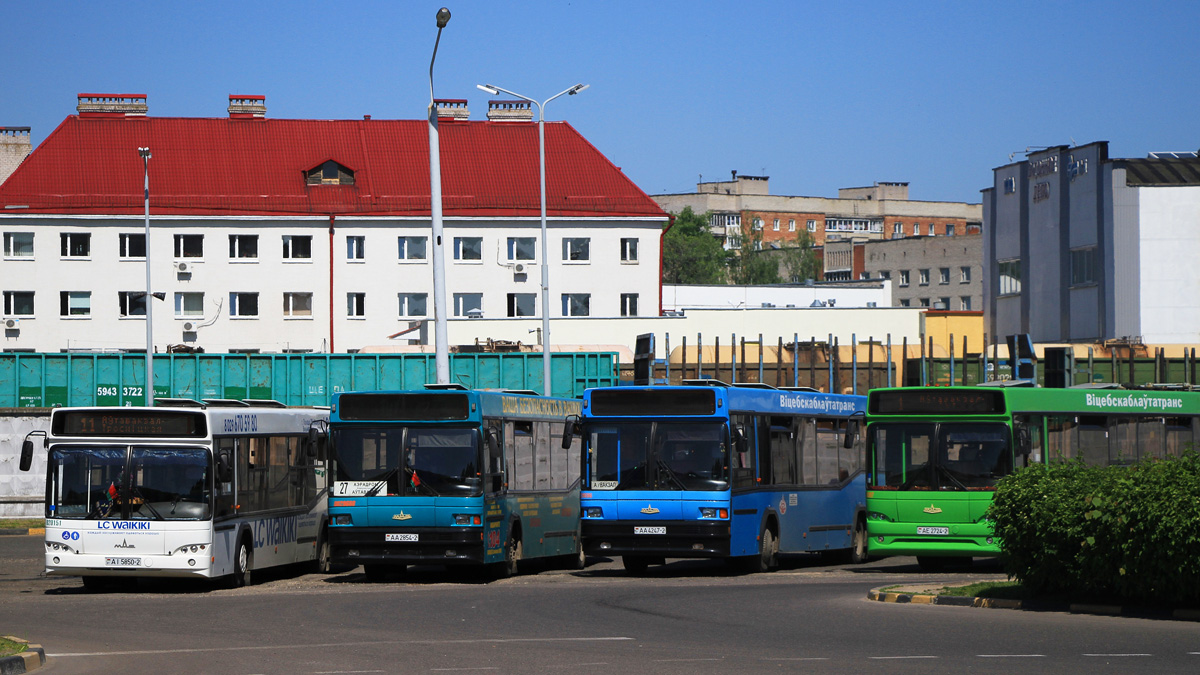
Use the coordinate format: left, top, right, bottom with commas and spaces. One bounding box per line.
475, 82, 588, 396
428, 7, 452, 384
138, 147, 154, 406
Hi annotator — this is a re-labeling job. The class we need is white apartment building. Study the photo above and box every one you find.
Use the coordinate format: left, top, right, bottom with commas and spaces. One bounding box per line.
0, 95, 668, 353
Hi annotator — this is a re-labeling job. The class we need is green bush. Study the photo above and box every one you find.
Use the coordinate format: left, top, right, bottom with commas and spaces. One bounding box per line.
989, 452, 1200, 605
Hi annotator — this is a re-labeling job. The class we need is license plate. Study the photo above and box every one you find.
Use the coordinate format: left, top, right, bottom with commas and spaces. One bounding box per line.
386, 533, 418, 542
633, 526, 666, 535
917, 526, 950, 536
105, 557, 141, 567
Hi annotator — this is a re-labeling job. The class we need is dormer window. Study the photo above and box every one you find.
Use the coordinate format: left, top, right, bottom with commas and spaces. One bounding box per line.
306, 160, 355, 186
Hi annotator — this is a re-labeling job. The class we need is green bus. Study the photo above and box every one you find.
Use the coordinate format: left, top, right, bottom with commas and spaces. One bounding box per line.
864, 384, 1200, 568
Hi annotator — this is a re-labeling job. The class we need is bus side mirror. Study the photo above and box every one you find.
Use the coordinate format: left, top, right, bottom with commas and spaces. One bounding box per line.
1016, 427, 1032, 456
19, 440, 34, 472
216, 450, 234, 483
562, 416, 579, 450
732, 426, 746, 446
843, 420, 859, 450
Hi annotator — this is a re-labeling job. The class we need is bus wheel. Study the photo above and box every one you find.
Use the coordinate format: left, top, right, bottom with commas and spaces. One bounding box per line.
622, 556, 650, 575
229, 538, 252, 588
849, 519, 868, 564
501, 537, 522, 578
569, 542, 587, 570
754, 527, 778, 573
311, 530, 332, 574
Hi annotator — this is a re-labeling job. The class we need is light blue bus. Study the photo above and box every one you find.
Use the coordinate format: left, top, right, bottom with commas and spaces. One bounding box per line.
566, 381, 868, 573
327, 386, 583, 579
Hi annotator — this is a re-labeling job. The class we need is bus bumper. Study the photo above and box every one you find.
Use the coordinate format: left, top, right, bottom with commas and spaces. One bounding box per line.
866, 521, 1000, 558
329, 526, 486, 566
581, 520, 731, 558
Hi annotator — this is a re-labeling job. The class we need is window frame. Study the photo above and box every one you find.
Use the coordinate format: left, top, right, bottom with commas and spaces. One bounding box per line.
119, 233, 146, 260
398, 292, 429, 318
397, 236, 428, 262
174, 234, 204, 259
228, 234, 259, 261
346, 235, 366, 261
3, 291, 35, 316
561, 293, 590, 317
60, 232, 91, 259
60, 291, 91, 318
453, 236, 483, 262
283, 292, 314, 318
3, 232, 34, 259
561, 237, 591, 263
998, 259, 1022, 296
282, 235, 313, 261
230, 292, 261, 318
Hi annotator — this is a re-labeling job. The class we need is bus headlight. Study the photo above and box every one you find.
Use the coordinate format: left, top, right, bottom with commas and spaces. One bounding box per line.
333, 514, 352, 526
583, 507, 603, 518
453, 514, 481, 526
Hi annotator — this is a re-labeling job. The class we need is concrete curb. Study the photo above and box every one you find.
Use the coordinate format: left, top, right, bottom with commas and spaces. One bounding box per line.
0, 640, 45, 675
0, 528, 43, 537
868, 586, 1200, 620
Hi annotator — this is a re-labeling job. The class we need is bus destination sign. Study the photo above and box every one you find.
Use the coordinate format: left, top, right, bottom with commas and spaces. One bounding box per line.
53, 410, 207, 438
338, 393, 470, 421
590, 388, 716, 417
869, 389, 1006, 416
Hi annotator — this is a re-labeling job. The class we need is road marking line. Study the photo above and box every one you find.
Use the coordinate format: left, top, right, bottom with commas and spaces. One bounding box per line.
48, 636, 634, 658
430, 669, 499, 672
760, 657, 830, 661
978, 655, 1045, 658
1083, 653, 1151, 657
869, 655, 938, 659
653, 658, 722, 662
313, 671, 386, 674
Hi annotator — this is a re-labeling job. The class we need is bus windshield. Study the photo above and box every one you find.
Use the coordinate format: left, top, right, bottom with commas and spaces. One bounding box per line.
48, 445, 212, 521
332, 426, 482, 497
587, 422, 728, 491
869, 423, 1011, 491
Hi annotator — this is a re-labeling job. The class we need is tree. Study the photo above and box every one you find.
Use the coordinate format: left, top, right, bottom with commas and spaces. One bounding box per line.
727, 226, 782, 285
662, 207, 727, 284
779, 228, 821, 283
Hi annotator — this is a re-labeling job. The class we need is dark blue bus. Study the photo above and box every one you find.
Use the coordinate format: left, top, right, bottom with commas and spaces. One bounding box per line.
327, 386, 583, 579
567, 381, 867, 573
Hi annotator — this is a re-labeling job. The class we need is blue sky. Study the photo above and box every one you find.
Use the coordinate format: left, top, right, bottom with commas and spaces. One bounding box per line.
5, 1, 1198, 204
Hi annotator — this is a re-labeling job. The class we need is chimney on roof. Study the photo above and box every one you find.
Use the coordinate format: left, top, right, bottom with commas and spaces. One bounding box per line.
0, 127, 32, 185
77, 93, 148, 117
228, 95, 266, 118
486, 100, 533, 122
434, 99, 469, 121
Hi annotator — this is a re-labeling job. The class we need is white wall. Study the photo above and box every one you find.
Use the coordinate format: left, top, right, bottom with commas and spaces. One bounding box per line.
1137, 186, 1200, 343
663, 282, 891, 310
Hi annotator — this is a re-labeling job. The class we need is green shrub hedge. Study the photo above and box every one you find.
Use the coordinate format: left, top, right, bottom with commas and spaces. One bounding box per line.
988, 452, 1200, 605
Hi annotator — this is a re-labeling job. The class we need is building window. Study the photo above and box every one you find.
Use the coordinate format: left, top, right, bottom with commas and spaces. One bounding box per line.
174, 234, 203, 258
752, 240, 762, 251
507, 293, 536, 317
788, 220, 795, 232
880, 271, 891, 280
960, 296, 972, 311
397, 293, 427, 317
284, 292, 314, 317
939, 268, 950, 284
346, 236, 365, 261
753, 218, 763, 231
230, 292, 260, 317
282, 235, 312, 260
175, 292, 204, 317
306, 160, 355, 185
118, 291, 147, 317
60, 291, 91, 317
860, 272, 871, 280
507, 237, 536, 261
919, 298, 931, 307
3, 232, 33, 258
919, 269, 930, 285
960, 266, 971, 283
1070, 247, 1096, 286
772, 219, 780, 231
347, 293, 365, 318
998, 259, 1021, 295
562, 237, 590, 262
899, 270, 910, 287
454, 293, 483, 317
927, 223, 936, 236
620, 238, 639, 262
398, 236, 427, 261
946, 224, 956, 236
454, 237, 482, 261
562, 293, 590, 317
119, 233, 146, 259
893, 222, 903, 235
4, 291, 34, 316
726, 235, 742, 250
60, 233, 90, 258
1003, 177, 1016, 194
806, 220, 816, 232
620, 293, 638, 317
229, 234, 258, 259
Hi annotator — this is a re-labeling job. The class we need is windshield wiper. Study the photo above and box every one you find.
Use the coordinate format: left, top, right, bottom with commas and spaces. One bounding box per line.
129, 485, 163, 520
936, 464, 969, 490
363, 468, 399, 497
656, 459, 687, 490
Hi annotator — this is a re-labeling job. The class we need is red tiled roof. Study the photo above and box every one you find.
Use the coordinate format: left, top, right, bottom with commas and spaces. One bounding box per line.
0, 115, 667, 218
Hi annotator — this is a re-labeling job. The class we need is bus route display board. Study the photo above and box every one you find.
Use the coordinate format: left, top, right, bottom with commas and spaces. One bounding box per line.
590, 388, 716, 417
869, 389, 1006, 416
53, 410, 207, 438
338, 393, 470, 421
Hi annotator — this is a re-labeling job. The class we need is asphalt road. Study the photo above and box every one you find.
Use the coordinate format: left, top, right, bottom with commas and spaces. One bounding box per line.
1, 533, 1198, 674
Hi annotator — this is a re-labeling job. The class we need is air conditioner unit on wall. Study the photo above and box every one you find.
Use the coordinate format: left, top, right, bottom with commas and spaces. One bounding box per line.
3, 318, 18, 329
174, 261, 189, 273
513, 263, 526, 274
182, 321, 197, 332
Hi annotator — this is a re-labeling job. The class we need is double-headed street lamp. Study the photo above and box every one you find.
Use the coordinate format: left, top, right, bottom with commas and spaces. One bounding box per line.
428, 7, 452, 384
475, 82, 589, 396
138, 146, 155, 405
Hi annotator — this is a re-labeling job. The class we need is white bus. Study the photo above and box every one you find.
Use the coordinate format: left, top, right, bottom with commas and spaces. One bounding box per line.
19, 400, 329, 589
